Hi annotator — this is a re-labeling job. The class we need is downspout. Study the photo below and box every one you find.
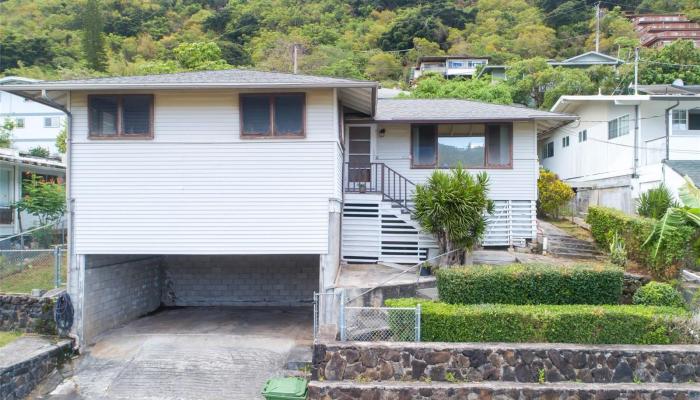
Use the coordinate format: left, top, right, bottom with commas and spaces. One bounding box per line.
633, 104, 639, 178
665, 101, 680, 161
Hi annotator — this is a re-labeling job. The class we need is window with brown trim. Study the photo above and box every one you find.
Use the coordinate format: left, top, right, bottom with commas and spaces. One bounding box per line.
240, 93, 305, 138
410, 123, 513, 169
88, 94, 154, 139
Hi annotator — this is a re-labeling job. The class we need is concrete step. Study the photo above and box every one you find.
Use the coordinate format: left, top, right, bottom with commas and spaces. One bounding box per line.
416, 287, 438, 300
308, 381, 700, 400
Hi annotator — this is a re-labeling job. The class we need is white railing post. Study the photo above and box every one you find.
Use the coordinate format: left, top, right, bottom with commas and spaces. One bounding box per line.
339, 289, 346, 341
415, 304, 421, 342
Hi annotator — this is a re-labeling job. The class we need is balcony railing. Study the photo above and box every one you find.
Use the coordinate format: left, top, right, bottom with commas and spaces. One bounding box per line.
344, 162, 416, 213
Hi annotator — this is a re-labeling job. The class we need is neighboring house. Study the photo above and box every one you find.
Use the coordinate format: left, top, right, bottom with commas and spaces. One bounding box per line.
412, 56, 489, 80
0, 70, 574, 345
0, 77, 66, 156
0, 148, 65, 238
539, 84, 700, 215
630, 14, 700, 48
476, 51, 625, 81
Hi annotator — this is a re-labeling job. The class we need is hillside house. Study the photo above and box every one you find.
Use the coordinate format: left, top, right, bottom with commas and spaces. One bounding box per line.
0, 70, 574, 345
412, 56, 489, 80
539, 84, 700, 215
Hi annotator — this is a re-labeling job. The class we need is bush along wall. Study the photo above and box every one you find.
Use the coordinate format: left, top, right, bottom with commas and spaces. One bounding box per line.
386, 299, 691, 345
586, 206, 694, 279
436, 264, 623, 305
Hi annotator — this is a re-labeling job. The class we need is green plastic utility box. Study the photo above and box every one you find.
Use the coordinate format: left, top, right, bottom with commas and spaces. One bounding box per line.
261, 377, 308, 400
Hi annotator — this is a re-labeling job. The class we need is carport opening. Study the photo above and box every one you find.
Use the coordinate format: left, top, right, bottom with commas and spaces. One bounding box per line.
82, 254, 319, 343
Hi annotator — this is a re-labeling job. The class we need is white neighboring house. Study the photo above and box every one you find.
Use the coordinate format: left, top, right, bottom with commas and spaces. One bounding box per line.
412, 56, 490, 80
539, 84, 700, 215
0, 70, 574, 345
0, 76, 66, 156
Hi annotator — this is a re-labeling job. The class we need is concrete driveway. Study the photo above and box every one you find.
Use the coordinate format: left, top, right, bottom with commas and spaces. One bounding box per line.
38, 307, 313, 400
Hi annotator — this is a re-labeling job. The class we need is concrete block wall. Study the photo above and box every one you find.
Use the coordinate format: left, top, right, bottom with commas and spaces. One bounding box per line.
162, 255, 319, 306
83, 255, 162, 343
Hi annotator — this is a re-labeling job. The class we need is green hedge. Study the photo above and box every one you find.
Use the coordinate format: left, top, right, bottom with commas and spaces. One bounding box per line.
586, 206, 694, 278
436, 263, 623, 305
633, 282, 687, 309
386, 298, 690, 344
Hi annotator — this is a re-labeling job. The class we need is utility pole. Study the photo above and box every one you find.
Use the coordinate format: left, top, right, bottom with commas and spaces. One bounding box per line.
292, 44, 299, 74
595, 2, 600, 53
634, 47, 639, 95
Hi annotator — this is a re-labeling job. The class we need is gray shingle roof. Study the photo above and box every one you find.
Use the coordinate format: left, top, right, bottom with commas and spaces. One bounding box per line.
0, 69, 376, 89
665, 160, 700, 185
371, 99, 576, 122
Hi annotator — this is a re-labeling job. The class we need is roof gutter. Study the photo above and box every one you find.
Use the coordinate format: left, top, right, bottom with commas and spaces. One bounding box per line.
665, 101, 680, 161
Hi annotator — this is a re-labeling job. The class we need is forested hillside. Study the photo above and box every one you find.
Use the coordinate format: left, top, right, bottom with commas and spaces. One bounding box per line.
0, 0, 699, 103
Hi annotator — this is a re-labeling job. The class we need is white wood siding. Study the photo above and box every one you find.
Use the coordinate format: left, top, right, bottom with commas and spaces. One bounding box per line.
374, 121, 538, 200
70, 89, 340, 254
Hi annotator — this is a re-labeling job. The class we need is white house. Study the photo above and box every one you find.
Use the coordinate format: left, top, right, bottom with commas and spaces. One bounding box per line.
0, 77, 66, 156
412, 56, 490, 80
539, 84, 700, 214
0, 70, 574, 345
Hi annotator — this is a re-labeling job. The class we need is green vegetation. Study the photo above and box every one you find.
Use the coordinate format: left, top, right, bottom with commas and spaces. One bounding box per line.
413, 167, 493, 266
436, 263, 624, 305
0, 259, 65, 294
637, 184, 677, 219
537, 169, 574, 218
0, 332, 21, 348
587, 206, 694, 279
407, 75, 512, 104
28, 146, 51, 158
386, 298, 691, 344
0, 120, 14, 149
608, 231, 628, 268
14, 174, 66, 228
1, 1, 698, 109
633, 282, 687, 309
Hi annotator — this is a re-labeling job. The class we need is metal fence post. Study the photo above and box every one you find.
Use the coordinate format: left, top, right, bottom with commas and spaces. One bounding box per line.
339, 290, 346, 342
415, 304, 421, 342
313, 292, 318, 340
53, 246, 60, 288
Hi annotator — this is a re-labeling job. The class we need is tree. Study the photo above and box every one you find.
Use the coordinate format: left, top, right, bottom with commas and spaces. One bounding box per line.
56, 123, 67, 154
365, 52, 402, 81
173, 42, 230, 71
584, 6, 638, 55
14, 174, 66, 227
413, 167, 494, 266
637, 184, 678, 219
537, 169, 574, 218
640, 40, 700, 85
644, 176, 700, 258
409, 75, 513, 104
82, 0, 107, 71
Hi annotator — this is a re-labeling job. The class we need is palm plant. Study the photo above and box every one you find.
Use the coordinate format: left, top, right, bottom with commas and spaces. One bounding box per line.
637, 184, 678, 219
644, 176, 700, 258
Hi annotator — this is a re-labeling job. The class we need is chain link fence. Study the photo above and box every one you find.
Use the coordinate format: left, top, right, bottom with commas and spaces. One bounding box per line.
314, 290, 421, 342
0, 222, 67, 293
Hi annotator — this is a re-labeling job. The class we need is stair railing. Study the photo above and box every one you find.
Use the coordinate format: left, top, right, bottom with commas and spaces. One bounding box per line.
344, 162, 416, 213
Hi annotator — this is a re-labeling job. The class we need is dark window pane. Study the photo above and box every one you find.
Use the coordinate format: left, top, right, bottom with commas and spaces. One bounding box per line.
242, 95, 271, 135
438, 135, 485, 168
274, 95, 304, 135
412, 125, 436, 166
122, 95, 152, 135
487, 124, 511, 166
689, 110, 700, 130
89, 96, 118, 136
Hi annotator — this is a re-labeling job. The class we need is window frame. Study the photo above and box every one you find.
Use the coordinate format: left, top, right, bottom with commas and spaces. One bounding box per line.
562, 136, 570, 148
44, 116, 60, 128
543, 141, 554, 159
87, 94, 154, 140
578, 129, 587, 142
608, 114, 630, 139
239, 93, 306, 139
409, 123, 513, 170
15, 118, 25, 128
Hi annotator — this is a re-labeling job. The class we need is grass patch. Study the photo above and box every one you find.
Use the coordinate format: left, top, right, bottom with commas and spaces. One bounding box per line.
0, 261, 66, 294
0, 331, 21, 348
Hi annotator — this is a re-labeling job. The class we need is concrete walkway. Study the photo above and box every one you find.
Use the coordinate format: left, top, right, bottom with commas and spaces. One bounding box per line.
36, 307, 312, 400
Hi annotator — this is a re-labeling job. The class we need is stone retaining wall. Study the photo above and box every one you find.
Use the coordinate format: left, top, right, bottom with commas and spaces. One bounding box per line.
313, 342, 700, 384
308, 381, 700, 400
622, 272, 651, 304
0, 295, 56, 334
0, 338, 73, 400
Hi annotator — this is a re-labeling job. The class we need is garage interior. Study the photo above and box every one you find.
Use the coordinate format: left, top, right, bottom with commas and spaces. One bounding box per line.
79, 254, 319, 344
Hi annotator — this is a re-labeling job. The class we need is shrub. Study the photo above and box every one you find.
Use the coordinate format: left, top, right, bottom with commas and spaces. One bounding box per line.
637, 184, 677, 219
633, 282, 687, 309
436, 263, 623, 305
28, 146, 50, 158
586, 206, 694, 279
386, 298, 691, 344
413, 167, 493, 266
537, 169, 574, 218
607, 231, 627, 267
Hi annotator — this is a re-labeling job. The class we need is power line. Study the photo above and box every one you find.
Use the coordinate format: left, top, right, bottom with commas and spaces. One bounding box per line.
639, 60, 700, 68
586, 136, 700, 154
